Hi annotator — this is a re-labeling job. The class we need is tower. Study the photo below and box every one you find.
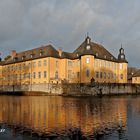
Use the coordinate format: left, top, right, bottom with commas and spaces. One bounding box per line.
118, 45, 126, 61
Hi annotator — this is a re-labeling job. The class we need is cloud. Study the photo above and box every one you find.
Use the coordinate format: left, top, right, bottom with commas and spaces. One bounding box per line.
0, 0, 140, 67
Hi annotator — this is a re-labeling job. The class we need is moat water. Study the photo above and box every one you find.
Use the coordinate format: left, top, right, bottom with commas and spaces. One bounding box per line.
0, 95, 140, 140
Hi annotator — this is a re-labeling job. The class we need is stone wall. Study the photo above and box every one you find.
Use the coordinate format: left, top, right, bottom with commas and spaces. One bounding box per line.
0, 83, 140, 96
0, 84, 63, 95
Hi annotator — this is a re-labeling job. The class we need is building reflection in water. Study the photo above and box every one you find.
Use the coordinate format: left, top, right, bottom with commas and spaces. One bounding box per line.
0, 96, 127, 137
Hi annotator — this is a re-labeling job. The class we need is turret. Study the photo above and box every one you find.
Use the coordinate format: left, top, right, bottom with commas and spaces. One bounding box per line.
118, 45, 127, 63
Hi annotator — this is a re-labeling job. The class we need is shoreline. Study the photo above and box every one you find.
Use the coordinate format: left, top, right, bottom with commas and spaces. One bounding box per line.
0, 91, 140, 97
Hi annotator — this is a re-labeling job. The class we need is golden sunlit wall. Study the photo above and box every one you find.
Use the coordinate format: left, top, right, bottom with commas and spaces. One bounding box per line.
132, 77, 140, 84
0, 55, 128, 85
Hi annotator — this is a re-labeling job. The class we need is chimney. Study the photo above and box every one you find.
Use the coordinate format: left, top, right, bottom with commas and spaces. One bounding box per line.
58, 48, 62, 57
11, 50, 17, 59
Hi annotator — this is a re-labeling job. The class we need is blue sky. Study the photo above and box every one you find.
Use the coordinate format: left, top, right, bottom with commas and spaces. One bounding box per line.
0, 0, 140, 67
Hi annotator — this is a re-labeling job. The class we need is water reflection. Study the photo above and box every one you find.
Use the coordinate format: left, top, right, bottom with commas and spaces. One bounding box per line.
0, 96, 128, 139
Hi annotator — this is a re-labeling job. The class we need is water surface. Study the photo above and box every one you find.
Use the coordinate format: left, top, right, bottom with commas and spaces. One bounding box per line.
0, 95, 140, 140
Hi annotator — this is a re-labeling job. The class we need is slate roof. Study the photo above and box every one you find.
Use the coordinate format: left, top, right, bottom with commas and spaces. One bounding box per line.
73, 37, 118, 62
132, 70, 140, 77
3, 45, 60, 65
1, 36, 128, 65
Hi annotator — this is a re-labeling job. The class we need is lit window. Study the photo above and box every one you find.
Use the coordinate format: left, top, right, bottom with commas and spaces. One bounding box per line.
96, 53, 98, 57
120, 64, 123, 69
86, 58, 90, 64
86, 45, 90, 50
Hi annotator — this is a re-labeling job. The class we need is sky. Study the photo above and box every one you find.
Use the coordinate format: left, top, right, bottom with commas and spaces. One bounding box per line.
0, 0, 140, 67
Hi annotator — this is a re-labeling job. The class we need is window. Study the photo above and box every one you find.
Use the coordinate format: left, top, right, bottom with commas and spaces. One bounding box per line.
104, 61, 106, 67
100, 72, 102, 78
96, 53, 98, 57
11, 66, 13, 71
104, 72, 106, 79
15, 65, 17, 70
33, 72, 36, 79
28, 73, 30, 79
38, 72, 41, 78
86, 58, 90, 64
108, 62, 110, 67
15, 74, 18, 80
120, 74, 123, 79
68, 70, 72, 79
38, 61, 41, 67
100, 61, 102, 67
8, 66, 10, 72
19, 74, 22, 80
24, 73, 26, 80
108, 73, 110, 79
120, 64, 123, 69
96, 72, 99, 78
8, 75, 10, 80
55, 71, 58, 79
33, 62, 36, 67
87, 38, 90, 44
23, 64, 26, 69
44, 60, 47, 66
86, 69, 90, 77
95, 60, 98, 67
19, 64, 21, 70
68, 61, 72, 67
77, 72, 80, 78
44, 71, 47, 78
86, 45, 90, 50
